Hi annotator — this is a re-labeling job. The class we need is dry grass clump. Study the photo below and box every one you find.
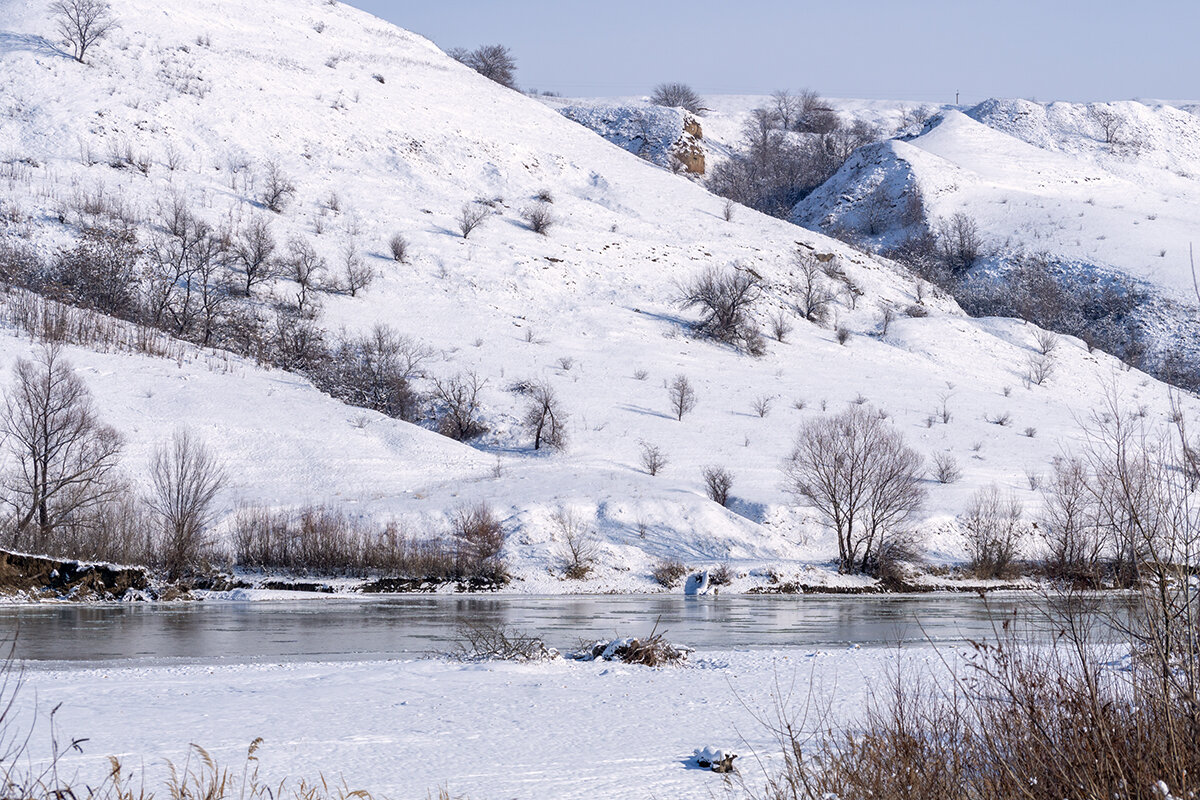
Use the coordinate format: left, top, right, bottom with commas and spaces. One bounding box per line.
651, 558, 689, 587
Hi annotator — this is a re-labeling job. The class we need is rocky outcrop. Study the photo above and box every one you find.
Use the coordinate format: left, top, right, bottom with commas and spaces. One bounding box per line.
0, 550, 149, 600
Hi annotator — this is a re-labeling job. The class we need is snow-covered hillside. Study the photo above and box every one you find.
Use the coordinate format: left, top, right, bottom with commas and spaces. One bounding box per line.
1, 0, 1197, 589
797, 105, 1200, 302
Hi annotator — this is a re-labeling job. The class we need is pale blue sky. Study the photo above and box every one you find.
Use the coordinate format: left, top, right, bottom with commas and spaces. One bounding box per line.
349, 1, 1198, 104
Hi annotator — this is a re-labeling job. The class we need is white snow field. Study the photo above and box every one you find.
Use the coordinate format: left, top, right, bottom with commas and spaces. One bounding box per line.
21, 646, 928, 800
1, 0, 1198, 590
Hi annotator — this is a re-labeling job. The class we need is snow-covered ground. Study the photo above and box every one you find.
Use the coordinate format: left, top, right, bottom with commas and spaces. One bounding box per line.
2, 0, 1198, 590
23, 646, 927, 799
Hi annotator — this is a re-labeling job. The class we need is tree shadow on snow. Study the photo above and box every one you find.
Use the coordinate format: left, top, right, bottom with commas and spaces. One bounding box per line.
0, 31, 71, 59
727, 497, 768, 524
616, 403, 674, 420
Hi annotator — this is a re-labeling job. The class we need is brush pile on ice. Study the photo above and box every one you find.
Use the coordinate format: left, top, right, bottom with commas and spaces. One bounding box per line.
569, 633, 691, 666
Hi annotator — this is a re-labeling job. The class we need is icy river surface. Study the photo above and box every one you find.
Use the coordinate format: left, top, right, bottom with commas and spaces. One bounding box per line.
3, 591, 1132, 666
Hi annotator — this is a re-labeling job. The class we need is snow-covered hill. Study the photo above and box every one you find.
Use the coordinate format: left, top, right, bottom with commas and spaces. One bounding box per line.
1, 0, 1196, 589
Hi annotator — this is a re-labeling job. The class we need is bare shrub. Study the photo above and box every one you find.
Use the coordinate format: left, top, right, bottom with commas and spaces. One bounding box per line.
388, 233, 408, 263
784, 405, 925, 573
456, 203, 490, 238
50, 0, 116, 63
769, 311, 792, 342
638, 440, 667, 475
930, 452, 963, 484
835, 326, 852, 345
988, 411, 1013, 426
315, 325, 425, 421
554, 507, 598, 579
722, 198, 736, 222
520, 202, 555, 235
524, 380, 567, 451
668, 374, 697, 421
677, 264, 763, 351
650, 82, 704, 115
260, 161, 295, 213
1033, 328, 1059, 355
701, 465, 734, 507
752, 395, 773, 418
535, 187, 554, 204
450, 501, 505, 579
763, 588, 1200, 800
936, 212, 985, 274
147, 429, 226, 581
1, 344, 124, 548
1024, 351, 1054, 386
432, 372, 487, 441
651, 558, 688, 587
962, 484, 1024, 578
451, 620, 555, 662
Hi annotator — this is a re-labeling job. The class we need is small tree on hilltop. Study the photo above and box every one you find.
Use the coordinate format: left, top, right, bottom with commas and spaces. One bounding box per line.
50, 0, 116, 63
650, 82, 705, 115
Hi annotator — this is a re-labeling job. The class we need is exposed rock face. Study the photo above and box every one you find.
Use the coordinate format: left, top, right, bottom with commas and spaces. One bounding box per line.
0, 550, 149, 600
670, 113, 705, 174
554, 103, 706, 174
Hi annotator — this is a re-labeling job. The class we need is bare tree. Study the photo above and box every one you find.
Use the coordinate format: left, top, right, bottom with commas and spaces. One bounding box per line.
260, 161, 295, 213
638, 440, 667, 475
702, 465, 734, 507
50, 0, 116, 63
791, 253, 834, 325
554, 507, 598, 579
283, 237, 326, 311
1089, 105, 1126, 145
450, 501, 505, 577
1, 344, 124, 547
678, 264, 763, 351
341, 239, 374, 297
668, 374, 697, 421
1040, 456, 1105, 583
148, 429, 226, 581
457, 204, 490, 239
524, 380, 567, 451
433, 372, 487, 441
232, 216, 277, 297
962, 485, 1025, 578
650, 82, 704, 115
784, 405, 926, 573
452, 44, 518, 89
771, 89, 800, 130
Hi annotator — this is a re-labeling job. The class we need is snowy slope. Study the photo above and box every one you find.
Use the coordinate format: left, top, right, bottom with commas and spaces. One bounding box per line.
795, 105, 1200, 302
1, 0, 1197, 589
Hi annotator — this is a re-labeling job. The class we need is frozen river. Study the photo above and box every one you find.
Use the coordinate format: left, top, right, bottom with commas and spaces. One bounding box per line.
2, 591, 1132, 665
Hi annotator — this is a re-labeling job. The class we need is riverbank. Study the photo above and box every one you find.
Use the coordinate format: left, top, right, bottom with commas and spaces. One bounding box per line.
0, 549, 1047, 603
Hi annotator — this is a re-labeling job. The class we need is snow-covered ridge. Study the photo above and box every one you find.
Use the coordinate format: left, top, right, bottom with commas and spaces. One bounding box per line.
1, 0, 1197, 589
